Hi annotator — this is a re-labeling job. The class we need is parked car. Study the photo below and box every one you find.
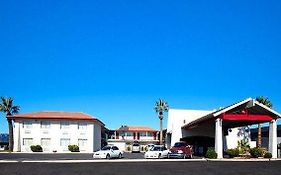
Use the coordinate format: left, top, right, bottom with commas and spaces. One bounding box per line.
144, 145, 169, 159
167, 142, 193, 159
93, 145, 123, 159
132, 143, 140, 153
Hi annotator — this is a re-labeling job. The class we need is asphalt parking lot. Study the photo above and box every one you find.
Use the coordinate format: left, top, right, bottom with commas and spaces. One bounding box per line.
0, 152, 144, 161
1, 161, 281, 175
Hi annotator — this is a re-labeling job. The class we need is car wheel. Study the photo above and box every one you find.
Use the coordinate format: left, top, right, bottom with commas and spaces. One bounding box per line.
106, 154, 110, 159
118, 153, 122, 159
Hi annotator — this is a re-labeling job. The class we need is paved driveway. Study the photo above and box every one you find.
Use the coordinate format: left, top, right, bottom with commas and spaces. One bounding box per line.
0, 152, 144, 161
0, 161, 281, 175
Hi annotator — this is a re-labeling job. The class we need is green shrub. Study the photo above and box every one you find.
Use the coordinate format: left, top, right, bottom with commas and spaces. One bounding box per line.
126, 145, 131, 151
264, 152, 272, 158
226, 148, 240, 158
250, 147, 263, 158
68, 145, 79, 152
205, 148, 217, 159
30, 145, 43, 152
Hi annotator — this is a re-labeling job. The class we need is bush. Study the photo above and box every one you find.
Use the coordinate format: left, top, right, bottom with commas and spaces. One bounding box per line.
264, 152, 272, 158
205, 148, 217, 159
68, 145, 79, 152
226, 148, 240, 158
249, 147, 263, 158
126, 145, 131, 151
30, 145, 43, 152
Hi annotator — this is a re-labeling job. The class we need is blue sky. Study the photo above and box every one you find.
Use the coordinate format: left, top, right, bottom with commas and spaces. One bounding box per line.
1, 0, 281, 133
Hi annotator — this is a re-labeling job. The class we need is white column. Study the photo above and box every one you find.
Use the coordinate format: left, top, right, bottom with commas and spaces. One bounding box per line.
215, 118, 223, 159
13, 121, 20, 152
269, 120, 277, 158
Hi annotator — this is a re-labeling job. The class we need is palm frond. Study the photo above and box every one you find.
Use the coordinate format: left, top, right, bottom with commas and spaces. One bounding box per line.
0, 97, 20, 115
256, 96, 273, 108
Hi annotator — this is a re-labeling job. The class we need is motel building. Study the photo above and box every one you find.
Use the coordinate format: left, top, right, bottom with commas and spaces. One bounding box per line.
166, 98, 280, 158
8, 111, 105, 153
107, 125, 159, 151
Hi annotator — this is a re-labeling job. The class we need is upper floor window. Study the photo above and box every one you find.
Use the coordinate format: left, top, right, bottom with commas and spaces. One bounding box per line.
41, 121, 50, 129
139, 132, 147, 137
126, 132, 134, 137
78, 123, 87, 130
60, 121, 70, 129
147, 132, 154, 137
22, 121, 32, 129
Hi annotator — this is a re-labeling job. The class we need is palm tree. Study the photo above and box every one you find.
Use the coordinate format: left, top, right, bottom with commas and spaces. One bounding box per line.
154, 99, 169, 145
255, 96, 273, 148
0, 97, 20, 151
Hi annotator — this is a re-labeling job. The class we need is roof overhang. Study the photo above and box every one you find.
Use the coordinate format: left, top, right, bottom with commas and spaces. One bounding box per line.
182, 98, 280, 130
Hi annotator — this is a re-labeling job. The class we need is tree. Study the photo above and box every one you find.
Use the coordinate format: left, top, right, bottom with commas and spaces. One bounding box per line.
0, 97, 20, 151
255, 96, 273, 148
154, 99, 169, 145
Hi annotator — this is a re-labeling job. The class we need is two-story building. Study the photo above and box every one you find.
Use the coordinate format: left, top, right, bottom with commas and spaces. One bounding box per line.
107, 125, 159, 151
8, 111, 105, 152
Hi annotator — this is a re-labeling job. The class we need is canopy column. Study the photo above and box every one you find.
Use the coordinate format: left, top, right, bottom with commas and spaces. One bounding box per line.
215, 118, 223, 158
269, 119, 277, 158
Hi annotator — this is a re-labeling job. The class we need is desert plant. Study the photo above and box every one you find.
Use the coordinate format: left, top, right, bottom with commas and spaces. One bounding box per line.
250, 147, 263, 158
154, 99, 169, 145
0, 97, 20, 151
30, 145, 43, 152
68, 145, 79, 152
237, 139, 250, 154
226, 148, 239, 158
264, 152, 272, 158
141, 146, 145, 152
205, 148, 217, 159
126, 145, 131, 151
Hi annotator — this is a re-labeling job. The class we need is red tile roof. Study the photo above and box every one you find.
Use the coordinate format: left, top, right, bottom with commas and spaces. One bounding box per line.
8, 111, 104, 126
117, 126, 157, 132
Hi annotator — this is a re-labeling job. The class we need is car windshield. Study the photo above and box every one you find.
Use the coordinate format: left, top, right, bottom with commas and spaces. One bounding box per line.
151, 146, 162, 151
174, 142, 186, 147
101, 146, 111, 150
133, 144, 139, 146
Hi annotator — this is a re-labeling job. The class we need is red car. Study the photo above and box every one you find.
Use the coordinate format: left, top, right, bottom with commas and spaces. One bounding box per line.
168, 142, 193, 159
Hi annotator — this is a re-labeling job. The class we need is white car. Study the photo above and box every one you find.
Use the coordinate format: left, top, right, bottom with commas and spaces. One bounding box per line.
93, 145, 123, 159
144, 145, 169, 159
132, 143, 140, 153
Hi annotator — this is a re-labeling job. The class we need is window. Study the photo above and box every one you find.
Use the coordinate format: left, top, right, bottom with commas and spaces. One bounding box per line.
140, 132, 146, 136
126, 132, 134, 136
41, 138, 51, 147
101, 146, 111, 150
23, 138, 33, 146
78, 123, 87, 130
60, 138, 70, 146
60, 121, 70, 129
41, 121, 50, 129
78, 139, 87, 147
112, 146, 119, 150
147, 132, 154, 137
23, 121, 32, 129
